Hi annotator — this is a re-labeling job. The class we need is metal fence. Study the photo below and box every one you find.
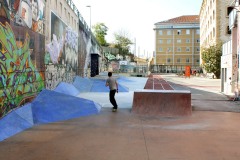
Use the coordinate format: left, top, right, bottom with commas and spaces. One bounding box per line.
150, 65, 202, 74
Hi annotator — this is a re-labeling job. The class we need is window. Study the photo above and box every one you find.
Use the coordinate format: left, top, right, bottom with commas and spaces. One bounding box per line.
186, 58, 190, 63
64, 8, 67, 17
186, 47, 190, 52
60, 2, 62, 13
167, 58, 171, 63
167, 47, 172, 52
177, 47, 181, 52
213, 10, 215, 20
196, 59, 199, 63
196, 39, 200, 43
159, 47, 163, 52
186, 29, 190, 34
196, 47, 200, 52
177, 30, 181, 35
159, 39, 163, 44
159, 30, 163, 35
186, 39, 191, 43
196, 29, 200, 34
167, 30, 172, 35
177, 58, 181, 63
177, 39, 181, 43
167, 39, 171, 44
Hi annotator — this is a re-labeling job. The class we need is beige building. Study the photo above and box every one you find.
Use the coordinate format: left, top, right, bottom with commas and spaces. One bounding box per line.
221, 0, 240, 96
200, 0, 232, 57
200, 0, 234, 95
153, 15, 200, 73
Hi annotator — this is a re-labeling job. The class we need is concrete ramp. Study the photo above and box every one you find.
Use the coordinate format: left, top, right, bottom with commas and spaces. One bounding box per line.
73, 76, 129, 92
132, 90, 191, 116
54, 82, 80, 96
91, 79, 129, 92
73, 76, 93, 92
31, 89, 101, 124
0, 104, 33, 141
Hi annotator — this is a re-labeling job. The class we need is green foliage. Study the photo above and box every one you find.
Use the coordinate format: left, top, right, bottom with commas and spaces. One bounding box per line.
113, 30, 133, 59
92, 23, 108, 46
201, 43, 222, 78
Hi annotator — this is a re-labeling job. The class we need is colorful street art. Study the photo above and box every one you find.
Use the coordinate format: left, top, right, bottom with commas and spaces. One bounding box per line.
0, 22, 44, 117
45, 12, 79, 89
0, 0, 46, 117
3, 0, 45, 34
0, 0, 101, 118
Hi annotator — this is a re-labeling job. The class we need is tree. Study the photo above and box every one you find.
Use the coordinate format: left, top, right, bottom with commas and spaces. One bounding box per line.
113, 30, 133, 59
201, 43, 222, 78
92, 23, 108, 46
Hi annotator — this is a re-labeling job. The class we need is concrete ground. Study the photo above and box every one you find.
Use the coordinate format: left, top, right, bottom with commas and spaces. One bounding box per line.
0, 74, 240, 160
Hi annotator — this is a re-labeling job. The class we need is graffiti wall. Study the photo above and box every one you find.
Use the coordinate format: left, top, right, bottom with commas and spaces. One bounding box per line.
45, 12, 78, 89
0, 0, 102, 118
0, 0, 45, 117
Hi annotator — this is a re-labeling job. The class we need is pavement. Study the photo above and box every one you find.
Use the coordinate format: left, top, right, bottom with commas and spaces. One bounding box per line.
1, 73, 240, 160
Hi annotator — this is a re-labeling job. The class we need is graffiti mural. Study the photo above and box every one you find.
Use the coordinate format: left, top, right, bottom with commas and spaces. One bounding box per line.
0, 0, 45, 117
0, 22, 45, 117
45, 12, 78, 89
2, 0, 45, 34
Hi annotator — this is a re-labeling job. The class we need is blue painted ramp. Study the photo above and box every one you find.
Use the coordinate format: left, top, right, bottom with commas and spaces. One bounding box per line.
31, 89, 101, 124
91, 79, 129, 92
54, 82, 80, 96
0, 104, 33, 141
73, 76, 93, 92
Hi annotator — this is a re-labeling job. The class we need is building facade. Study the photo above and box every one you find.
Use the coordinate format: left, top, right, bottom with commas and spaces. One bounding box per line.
200, 0, 237, 95
200, 0, 232, 48
153, 15, 200, 73
221, 0, 240, 96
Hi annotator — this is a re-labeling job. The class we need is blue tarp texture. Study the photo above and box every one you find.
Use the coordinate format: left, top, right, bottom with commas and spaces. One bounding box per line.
54, 82, 80, 96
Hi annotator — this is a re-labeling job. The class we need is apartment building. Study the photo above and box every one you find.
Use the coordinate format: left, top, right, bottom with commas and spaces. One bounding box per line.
153, 15, 200, 73
200, 0, 234, 95
221, 0, 240, 96
200, 0, 231, 48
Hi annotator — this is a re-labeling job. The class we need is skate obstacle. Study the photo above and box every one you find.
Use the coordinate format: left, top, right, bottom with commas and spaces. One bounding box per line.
132, 74, 192, 116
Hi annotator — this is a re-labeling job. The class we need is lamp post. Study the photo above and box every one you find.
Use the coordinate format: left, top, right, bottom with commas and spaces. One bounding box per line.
86, 5, 91, 29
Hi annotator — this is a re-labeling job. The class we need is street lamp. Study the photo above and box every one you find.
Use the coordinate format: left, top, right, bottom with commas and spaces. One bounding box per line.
86, 5, 91, 29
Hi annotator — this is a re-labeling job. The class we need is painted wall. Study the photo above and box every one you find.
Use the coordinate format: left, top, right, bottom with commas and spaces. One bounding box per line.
0, 0, 45, 117
45, 11, 78, 89
0, 0, 102, 118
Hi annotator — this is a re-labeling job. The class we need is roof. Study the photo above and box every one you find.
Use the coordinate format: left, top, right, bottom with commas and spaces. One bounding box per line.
155, 15, 199, 25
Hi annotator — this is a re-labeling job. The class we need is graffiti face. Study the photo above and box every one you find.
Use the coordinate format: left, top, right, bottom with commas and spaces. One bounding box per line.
2, 0, 45, 33
31, 0, 39, 21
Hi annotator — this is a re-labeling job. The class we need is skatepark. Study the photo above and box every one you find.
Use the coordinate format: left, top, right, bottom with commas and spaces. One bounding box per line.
0, 73, 240, 160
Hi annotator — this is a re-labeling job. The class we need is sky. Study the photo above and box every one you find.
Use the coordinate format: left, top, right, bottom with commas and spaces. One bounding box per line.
72, 0, 203, 58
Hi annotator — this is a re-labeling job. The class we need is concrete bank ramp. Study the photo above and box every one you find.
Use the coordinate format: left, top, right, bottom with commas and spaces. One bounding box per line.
54, 82, 80, 96
73, 76, 129, 92
73, 77, 93, 92
0, 104, 33, 141
31, 89, 101, 124
0, 89, 101, 141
